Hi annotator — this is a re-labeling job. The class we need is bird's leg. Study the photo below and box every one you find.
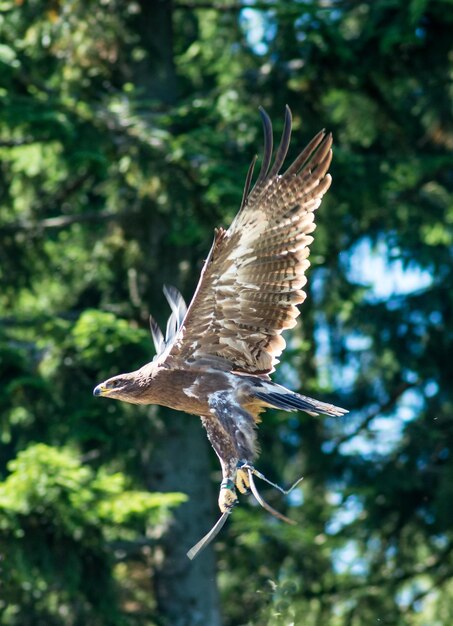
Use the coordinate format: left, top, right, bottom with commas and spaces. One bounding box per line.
218, 457, 239, 512
186, 421, 239, 560
200, 416, 241, 513
187, 458, 248, 559
204, 392, 258, 509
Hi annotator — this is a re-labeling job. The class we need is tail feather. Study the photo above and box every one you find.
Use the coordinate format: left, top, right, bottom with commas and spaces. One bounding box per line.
253, 388, 348, 418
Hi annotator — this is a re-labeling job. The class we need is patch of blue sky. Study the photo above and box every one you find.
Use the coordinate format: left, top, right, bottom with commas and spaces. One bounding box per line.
326, 492, 363, 535
331, 540, 368, 576
241, 3, 344, 54
313, 236, 435, 457
239, 8, 272, 56
287, 484, 304, 507
337, 385, 425, 457
314, 318, 359, 392
276, 358, 303, 390
346, 237, 433, 301
396, 582, 432, 612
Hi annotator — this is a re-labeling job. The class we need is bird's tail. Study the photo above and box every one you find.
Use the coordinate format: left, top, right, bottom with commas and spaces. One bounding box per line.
253, 383, 348, 417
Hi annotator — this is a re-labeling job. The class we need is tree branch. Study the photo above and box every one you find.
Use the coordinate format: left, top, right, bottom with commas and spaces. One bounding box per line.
109, 537, 158, 561
0, 137, 36, 147
174, 1, 319, 12
0, 209, 129, 234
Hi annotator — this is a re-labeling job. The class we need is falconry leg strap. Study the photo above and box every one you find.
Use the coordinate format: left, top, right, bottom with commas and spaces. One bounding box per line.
238, 462, 304, 495
237, 461, 304, 525
186, 463, 304, 560
187, 510, 231, 560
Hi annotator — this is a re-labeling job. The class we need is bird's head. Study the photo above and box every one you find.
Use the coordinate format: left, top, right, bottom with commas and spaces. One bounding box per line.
93, 362, 159, 404
93, 371, 143, 404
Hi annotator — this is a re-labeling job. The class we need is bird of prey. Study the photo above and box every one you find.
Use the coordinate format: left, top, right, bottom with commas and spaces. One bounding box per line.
94, 106, 347, 558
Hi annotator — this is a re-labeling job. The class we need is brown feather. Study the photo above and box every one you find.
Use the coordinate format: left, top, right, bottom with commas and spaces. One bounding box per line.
167, 108, 333, 374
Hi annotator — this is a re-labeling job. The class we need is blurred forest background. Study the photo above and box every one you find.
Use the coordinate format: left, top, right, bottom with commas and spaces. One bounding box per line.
0, 1, 452, 625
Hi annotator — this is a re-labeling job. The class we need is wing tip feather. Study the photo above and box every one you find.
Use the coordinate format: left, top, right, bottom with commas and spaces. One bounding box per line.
168, 107, 334, 376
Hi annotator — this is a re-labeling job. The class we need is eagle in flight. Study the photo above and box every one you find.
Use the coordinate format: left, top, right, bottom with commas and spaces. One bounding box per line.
94, 107, 347, 558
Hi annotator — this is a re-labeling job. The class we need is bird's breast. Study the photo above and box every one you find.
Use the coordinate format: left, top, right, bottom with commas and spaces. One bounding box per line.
151, 367, 232, 416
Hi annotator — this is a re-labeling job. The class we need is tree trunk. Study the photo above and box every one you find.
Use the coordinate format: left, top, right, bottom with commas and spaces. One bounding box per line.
133, 0, 177, 104
144, 411, 222, 626
133, 2, 222, 624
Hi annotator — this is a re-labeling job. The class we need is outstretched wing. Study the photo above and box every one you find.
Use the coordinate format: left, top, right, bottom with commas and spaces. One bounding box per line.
168, 106, 332, 374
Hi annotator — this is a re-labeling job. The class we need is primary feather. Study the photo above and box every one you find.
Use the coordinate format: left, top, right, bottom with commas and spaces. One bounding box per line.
149, 286, 188, 358
167, 106, 332, 374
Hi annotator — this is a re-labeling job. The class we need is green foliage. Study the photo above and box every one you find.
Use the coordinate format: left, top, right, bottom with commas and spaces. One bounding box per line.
0, 444, 185, 625
0, 443, 185, 525
0, 0, 452, 624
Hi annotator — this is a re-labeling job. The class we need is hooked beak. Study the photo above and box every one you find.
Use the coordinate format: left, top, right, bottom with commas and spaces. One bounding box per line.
93, 384, 107, 397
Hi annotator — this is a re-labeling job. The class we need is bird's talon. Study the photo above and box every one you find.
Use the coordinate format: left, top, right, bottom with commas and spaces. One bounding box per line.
236, 467, 251, 494
219, 480, 238, 512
